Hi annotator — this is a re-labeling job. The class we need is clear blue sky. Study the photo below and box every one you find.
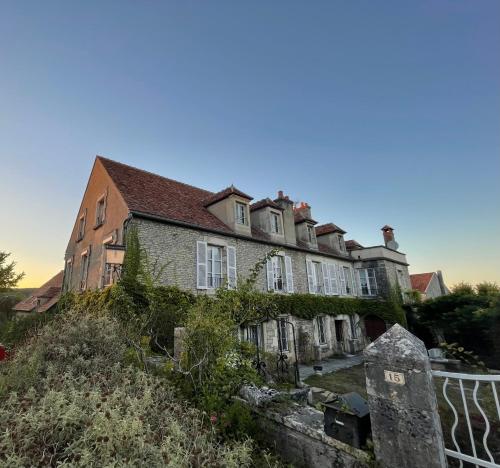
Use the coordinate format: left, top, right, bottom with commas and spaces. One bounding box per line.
0, 0, 499, 287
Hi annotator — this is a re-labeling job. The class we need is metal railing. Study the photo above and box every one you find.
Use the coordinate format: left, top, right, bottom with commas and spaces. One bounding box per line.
432, 370, 500, 467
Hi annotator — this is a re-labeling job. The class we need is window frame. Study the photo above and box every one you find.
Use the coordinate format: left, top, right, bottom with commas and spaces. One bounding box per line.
317, 316, 327, 345
77, 214, 86, 241
95, 195, 106, 228
357, 268, 378, 296
207, 245, 223, 289
270, 211, 282, 234
307, 225, 315, 243
235, 202, 248, 225
271, 255, 285, 292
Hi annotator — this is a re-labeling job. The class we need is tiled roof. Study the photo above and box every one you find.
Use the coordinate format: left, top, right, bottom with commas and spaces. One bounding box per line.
204, 185, 253, 207
97, 157, 361, 261
345, 239, 363, 250
315, 223, 346, 236
410, 273, 435, 294
98, 157, 234, 233
13, 271, 63, 313
250, 198, 284, 212
293, 211, 317, 225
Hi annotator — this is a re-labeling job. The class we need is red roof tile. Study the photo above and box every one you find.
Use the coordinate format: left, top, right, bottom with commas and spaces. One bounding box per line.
250, 198, 284, 212
315, 223, 346, 236
345, 239, 363, 250
410, 273, 435, 294
204, 185, 253, 207
13, 271, 63, 313
98, 157, 234, 233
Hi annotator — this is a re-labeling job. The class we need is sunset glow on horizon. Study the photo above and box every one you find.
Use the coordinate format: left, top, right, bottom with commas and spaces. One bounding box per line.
1, 1, 499, 290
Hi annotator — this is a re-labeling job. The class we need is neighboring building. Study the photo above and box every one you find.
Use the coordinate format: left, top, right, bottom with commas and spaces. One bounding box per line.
63, 156, 412, 359
410, 271, 449, 300
13, 271, 64, 315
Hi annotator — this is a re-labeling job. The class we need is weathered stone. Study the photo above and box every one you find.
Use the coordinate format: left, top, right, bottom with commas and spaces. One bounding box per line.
247, 399, 371, 467
239, 384, 282, 407
364, 324, 447, 468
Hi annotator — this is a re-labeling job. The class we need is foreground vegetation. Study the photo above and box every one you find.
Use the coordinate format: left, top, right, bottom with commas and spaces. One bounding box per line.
0, 312, 255, 467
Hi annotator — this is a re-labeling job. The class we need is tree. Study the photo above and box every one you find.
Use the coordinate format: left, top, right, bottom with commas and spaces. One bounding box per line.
0, 251, 25, 292
451, 282, 475, 295
476, 281, 500, 296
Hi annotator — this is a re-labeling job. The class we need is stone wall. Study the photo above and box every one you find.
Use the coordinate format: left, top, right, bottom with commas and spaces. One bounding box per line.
248, 400, 371, 468
132, 216, 358, 295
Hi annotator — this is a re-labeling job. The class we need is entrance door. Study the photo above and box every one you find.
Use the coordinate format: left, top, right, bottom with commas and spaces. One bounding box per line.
335, 320, 345, 351
364, 315, 387, 341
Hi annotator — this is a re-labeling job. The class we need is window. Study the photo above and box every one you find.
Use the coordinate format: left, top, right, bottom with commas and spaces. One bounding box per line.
313, 262, 323, 294
80, 252, 89, 291
358, 268, 378, 296
246, 324, 264, 349
277, 318, 289, 351
317, 316, 327, 344
77, 214, 86, 241
307, 225, 315, 244
103, 263, 122, 287
235, 202, 247, 225
272, 256, 284, 291
270, 211, 281, 234
65, 258, 73, 290
207, 245, 223, 288
95, 196, 106, 226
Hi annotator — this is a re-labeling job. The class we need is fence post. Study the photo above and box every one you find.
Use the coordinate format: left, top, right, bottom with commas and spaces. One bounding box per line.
364, 324, 447, 468
173, 327, 186, 370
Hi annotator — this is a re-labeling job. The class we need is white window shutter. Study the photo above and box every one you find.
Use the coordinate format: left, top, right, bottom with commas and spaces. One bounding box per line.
322, 263, 331, 295
284, 256, 294, 293
306, 260, 315, 294
196, 241, 208, 289
338, 265, 347, 295
227, 246, 237, 289
350, 268, 358, 295
266, 258, 274, 291
329, 263, 339, 294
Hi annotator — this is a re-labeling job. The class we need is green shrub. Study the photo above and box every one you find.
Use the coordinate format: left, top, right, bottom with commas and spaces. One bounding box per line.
0, 312, 253, 467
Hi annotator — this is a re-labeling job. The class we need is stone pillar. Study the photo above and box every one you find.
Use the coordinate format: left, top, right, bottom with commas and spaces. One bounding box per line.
364, 324, 447, 468
173, 327, 186, 369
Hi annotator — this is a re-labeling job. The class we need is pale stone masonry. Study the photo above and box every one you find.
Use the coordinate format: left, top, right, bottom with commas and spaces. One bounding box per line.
64, 156, 412, 361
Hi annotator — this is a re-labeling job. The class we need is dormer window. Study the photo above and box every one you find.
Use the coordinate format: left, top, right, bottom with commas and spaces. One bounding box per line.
270, 211, 282, 234
338, 235, 346, 253
307, 225, 315, 243
235, 202, 248, 225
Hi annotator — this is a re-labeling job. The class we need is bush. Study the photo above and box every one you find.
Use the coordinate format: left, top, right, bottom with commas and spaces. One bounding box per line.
0, 312, 253, 467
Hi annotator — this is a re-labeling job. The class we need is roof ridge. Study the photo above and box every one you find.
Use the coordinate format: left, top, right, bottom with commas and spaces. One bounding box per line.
96, 156, 215, 197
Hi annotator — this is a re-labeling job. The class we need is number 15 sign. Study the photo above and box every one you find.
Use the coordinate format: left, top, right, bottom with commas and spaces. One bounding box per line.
384, 370, 405, 385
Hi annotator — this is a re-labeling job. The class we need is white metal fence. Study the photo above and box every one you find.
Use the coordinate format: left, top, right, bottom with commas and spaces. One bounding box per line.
432, 370, 500, 468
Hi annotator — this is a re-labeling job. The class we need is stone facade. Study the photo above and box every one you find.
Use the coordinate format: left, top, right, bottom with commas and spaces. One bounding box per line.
63, 157, 412, 360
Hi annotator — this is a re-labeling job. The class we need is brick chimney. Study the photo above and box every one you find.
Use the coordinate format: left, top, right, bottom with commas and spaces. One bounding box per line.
381, 225, 395, 247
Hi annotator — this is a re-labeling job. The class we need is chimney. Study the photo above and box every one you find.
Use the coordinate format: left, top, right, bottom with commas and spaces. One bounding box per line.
381, 225, 395, 247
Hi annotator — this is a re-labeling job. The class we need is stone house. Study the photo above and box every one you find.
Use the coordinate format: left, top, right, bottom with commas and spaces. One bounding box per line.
13, 271, 64, 316
63, 156, 411, 360
410, 271, 449, 300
